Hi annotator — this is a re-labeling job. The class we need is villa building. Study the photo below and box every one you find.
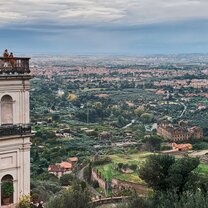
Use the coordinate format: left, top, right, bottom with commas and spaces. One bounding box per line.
157, 123, 203, 142
48, 157, 78, 177
0, 57, 32, 207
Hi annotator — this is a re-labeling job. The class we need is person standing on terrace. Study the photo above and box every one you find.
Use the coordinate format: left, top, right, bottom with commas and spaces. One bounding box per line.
3, 49, 9, 67
9, 52, 15, 67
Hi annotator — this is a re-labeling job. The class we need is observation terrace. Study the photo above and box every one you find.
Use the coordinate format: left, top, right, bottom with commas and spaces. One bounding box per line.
0, 57, 30, 74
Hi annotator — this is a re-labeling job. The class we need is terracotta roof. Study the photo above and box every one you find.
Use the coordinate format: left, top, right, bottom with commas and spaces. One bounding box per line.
96, 94, 109, 98
48, 165, 64, 172
59, 162, 72, 169
68, 157, 78, 162
172, 143, 192, 150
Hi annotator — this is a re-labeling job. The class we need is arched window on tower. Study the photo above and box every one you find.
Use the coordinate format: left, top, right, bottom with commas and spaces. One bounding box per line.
1, 174, 14, 205
1, 95, 13, 125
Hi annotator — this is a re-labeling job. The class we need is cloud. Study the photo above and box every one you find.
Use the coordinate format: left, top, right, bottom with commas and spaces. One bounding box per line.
1, 18, 207, 55
0, 0, 208, 55
0, 0, 208, 28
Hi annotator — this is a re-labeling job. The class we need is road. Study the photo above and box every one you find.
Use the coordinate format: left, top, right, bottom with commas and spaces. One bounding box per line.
178, 102, 187, 118
189, 150, 208, 157
97, 203, 121, 208
123, 119, 136, 129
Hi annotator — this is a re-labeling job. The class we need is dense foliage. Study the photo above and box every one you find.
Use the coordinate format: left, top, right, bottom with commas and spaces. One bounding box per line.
119, 191, 208, 208
45, 183, 93, 208
31, 180, 62, 202
139, 154, 200, 193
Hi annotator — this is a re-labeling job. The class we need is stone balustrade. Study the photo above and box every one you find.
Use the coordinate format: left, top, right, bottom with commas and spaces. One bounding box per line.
0, 57, 30, 74
0, 124, 31, 137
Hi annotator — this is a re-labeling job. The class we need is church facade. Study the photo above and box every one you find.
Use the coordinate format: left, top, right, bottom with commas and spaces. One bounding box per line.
0, 58, 32, 207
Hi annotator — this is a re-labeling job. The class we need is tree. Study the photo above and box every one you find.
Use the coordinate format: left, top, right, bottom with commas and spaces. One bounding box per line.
139, 154, 200, 193
154, 190, 208, 208
134, 106, 145, 117
143, 135, 162, 152
60, 174, 73, 186
119, 190, 208, 208
31, 180, 62, 202
92, 180, 99, 189
68, 93, 77, 101
80, 181, 87, 190
52, 114, 60, 121
140, 113, 153, 124
130, 164, 137, 171
83, 164, 92, 183
139, 154, 175, 191
118, 163, 124, 170
117, 115, 129, 127
123, 164, 128, 171
117, 192, 152, 208
167, 157, 200, 194
45, 183, 93, 208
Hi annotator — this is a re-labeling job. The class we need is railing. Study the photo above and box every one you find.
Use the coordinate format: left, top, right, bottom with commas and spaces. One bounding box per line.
0, 124, 31, 137
91, 196, 129, 206
0, 57, 30, 74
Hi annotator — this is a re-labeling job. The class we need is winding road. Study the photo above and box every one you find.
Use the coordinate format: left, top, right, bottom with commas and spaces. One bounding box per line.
178, 102, 187, 118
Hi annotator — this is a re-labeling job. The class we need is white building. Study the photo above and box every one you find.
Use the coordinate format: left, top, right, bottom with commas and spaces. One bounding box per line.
0, 58, 32, 207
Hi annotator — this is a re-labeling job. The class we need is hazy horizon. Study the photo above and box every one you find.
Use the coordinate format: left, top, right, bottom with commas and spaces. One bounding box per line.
0, 0, 208, 55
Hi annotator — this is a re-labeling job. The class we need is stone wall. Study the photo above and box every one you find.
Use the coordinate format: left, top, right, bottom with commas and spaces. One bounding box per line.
91, 169, 148, 195
91, 169, 107, 190
112, 179, 148, 195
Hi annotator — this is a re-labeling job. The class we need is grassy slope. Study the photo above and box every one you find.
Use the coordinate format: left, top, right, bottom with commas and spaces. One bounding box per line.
96, 152, 152, 184
197, 163, 208, 175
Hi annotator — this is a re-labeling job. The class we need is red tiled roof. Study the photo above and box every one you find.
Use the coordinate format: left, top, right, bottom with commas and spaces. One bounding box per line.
68, 157, 78, 162
172, 143, 192, 150
48, 165, 64, 172
59, 162, 72, 169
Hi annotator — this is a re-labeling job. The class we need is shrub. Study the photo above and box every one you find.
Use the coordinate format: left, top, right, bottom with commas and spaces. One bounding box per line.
31, 180, 62, 202
1, 181, 13, 198
83, 165, 92, 183
31, 193, 39, 203
129, 164, 137, 171
45, 185, 93, 208
117, 163, 123, 170
60, 174, 73, 186
92, 157, 112, 166
92, 180, 99, 189
17, 195, 31, 208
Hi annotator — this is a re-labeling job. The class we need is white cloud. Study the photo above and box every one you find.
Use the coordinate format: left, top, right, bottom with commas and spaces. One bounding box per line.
0, 0, 207, 27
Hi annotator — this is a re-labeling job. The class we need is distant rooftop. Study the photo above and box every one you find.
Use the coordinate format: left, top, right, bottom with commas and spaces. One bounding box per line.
0, 57, 30, 75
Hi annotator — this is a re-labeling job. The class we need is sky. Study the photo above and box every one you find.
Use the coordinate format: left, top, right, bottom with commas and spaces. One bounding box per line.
0, 0, 208, 55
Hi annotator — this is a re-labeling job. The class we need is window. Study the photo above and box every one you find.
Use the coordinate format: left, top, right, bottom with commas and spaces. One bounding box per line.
1, 174, 14, 205
1, 95, 13, 125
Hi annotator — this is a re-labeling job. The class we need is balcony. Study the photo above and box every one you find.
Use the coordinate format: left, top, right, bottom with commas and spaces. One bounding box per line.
0, 124, 31, 137
0, 57, 30, 74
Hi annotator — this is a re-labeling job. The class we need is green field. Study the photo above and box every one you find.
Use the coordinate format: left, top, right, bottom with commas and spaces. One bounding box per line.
109, 152, 152, 164
96, 153, 208, 184
96, 152, 152, 184
197, 163, 208, 175
81, 88, 106, 92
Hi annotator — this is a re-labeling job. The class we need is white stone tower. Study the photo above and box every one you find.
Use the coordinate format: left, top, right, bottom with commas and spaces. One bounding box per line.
0, 57, 32, 207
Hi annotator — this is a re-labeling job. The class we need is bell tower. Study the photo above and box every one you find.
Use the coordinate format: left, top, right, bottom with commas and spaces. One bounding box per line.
0, 57, 32, 207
